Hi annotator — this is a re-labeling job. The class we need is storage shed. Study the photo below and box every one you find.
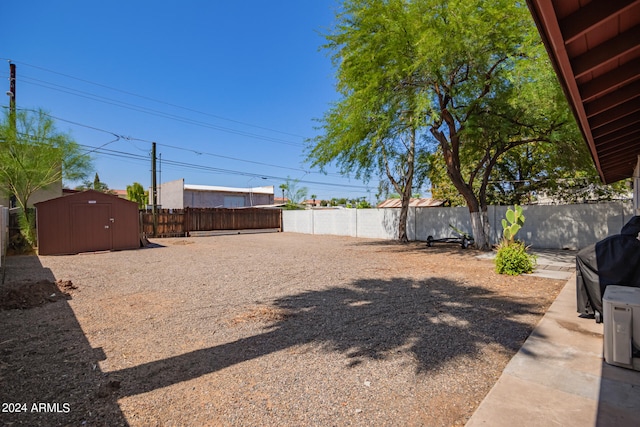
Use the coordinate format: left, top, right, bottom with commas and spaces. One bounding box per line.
35, 190, 140, 255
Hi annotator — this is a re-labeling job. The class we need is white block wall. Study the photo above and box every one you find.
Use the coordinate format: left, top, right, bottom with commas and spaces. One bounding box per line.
283, 202, 634, 250
356, 208, 400, 240
313, 209, 357, 237
282, 210, 313, 234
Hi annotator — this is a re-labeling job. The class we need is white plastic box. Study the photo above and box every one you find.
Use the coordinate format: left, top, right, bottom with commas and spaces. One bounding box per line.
603, 285, 640, 371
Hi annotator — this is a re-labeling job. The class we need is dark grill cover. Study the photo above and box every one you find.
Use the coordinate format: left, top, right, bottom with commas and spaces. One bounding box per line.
576, 216, 640, 317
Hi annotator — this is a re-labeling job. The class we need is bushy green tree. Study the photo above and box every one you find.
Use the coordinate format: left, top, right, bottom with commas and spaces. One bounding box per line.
0, 109, 91, 246
417, 0, 581, 249
126, 182, 149, 209
307, 0, 427, 242
355, 198, 372, 208
311, 0, 582, 249
427, 122, 629, 206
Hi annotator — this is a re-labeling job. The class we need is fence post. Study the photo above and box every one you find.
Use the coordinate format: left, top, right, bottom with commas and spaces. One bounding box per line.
185, 207, 190, 237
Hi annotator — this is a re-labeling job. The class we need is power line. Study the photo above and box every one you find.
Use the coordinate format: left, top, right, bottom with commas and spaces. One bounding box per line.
9, 107, 342, 177
155, 141, 310, 174
6, 106, 142, 141
1, 63, 373, 195
6, 59, 309, 139
78, 144, 373, 191
19, 77, 305, 147
7, 108, 371, 193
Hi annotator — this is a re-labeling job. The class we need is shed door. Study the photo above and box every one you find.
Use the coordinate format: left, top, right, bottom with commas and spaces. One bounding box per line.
71, 203, 113, 253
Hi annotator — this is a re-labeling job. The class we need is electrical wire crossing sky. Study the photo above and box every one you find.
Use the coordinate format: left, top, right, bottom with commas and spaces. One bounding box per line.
2, 1, 388, 202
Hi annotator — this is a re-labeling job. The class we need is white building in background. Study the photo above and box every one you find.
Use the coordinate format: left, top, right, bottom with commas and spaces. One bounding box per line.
157, 178, 274, 209
0, 181, 62, 208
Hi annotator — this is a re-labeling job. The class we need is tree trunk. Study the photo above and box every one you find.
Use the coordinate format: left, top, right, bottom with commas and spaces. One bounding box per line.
398, 127, 416, 243
469, 210, 491, 251
383, 126, 415, 243
398, 204, 409, 242
431, 126, 492, 250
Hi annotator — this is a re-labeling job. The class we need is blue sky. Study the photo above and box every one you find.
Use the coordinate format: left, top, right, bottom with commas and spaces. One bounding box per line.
2, 1, 389, 202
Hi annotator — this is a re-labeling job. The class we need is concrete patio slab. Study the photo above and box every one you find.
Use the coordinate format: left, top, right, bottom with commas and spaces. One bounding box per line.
528, 268, 574, 280
466, 275, 640, 427
476, 249, 576, 280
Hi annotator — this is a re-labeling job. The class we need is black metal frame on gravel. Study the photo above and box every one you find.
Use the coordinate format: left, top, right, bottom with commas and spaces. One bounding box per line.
426, 224, 474, 249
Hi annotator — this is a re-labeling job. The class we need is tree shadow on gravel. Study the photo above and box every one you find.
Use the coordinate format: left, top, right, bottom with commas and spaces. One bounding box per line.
0, 255, 128, 426
113, 276, 543, 398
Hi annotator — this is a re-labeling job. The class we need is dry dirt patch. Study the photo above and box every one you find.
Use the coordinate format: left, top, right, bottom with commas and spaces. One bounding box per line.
230, 306, 294, 325
0, 233, 567, 426
0, 279, 77, 310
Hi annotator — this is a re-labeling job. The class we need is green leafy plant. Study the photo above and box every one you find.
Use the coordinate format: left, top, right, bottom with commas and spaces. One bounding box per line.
495, 240, 536, 276
496, 205, 536, 275
126, 182, 149, 209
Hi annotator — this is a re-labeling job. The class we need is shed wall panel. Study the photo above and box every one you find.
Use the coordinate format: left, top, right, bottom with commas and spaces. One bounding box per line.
111, 199, 141, 250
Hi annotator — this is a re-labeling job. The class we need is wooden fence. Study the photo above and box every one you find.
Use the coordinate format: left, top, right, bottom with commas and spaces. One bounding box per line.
140, 207, 282, 237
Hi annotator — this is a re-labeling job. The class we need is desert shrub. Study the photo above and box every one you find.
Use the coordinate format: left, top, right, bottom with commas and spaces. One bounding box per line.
495, 240, 536, 276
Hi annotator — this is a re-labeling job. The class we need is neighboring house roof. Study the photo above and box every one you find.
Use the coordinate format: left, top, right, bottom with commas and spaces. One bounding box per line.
112, 189, 128, 198
377, 198, 446, 208
64, 188, 127, 198
185, 184, 274, 195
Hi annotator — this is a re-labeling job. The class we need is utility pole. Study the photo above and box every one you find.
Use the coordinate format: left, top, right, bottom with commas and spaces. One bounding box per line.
8, 62, 16, 134
151, 142, 157, 236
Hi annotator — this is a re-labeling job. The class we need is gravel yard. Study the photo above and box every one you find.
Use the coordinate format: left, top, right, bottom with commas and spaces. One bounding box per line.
0, 232, 566, 426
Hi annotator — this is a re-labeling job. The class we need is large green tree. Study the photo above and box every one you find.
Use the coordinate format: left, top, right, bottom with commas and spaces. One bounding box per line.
0, 109, 92, 245
415, 0, 581, 249
311, 0, 581, 249
308, 0, 426, 241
